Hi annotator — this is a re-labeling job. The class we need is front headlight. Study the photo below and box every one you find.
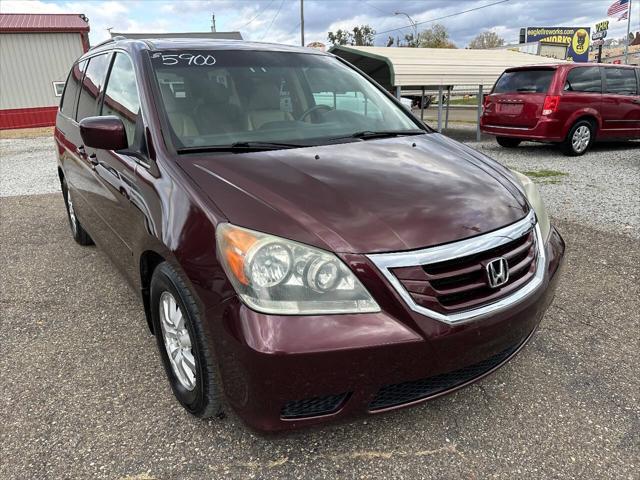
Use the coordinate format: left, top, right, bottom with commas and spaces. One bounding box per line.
510, 170, 551, 242
216, 223, 380, 315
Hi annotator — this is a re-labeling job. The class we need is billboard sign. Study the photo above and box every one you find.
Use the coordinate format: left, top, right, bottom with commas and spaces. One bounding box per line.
526, 27, 591, 62
592, 30, 607, 40
592, 20, 609, 41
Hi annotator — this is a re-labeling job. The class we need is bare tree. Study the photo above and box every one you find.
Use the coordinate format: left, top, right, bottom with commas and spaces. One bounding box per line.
468, 31, 505, 49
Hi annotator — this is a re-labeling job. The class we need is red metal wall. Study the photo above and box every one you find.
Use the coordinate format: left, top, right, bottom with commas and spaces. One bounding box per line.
0, 106, 58, 130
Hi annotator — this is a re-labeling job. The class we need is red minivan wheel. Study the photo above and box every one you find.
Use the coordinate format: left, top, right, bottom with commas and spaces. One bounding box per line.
150, 262, 224, 418
61, 177, 93, 246
562, 120, 595, 156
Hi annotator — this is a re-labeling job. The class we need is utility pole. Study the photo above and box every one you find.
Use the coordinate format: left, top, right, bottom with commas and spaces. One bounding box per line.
300, 0, 305, 46
624, 0, 632, 63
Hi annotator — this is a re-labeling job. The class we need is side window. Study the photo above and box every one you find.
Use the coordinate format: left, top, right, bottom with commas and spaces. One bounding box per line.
76, 53, 110, 121
604, 68, 638, 96
564, 67, 601, 93
60, 60, 86, 117
101, 53, 140, 148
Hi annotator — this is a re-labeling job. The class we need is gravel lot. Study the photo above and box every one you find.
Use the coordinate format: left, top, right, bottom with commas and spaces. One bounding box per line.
1, 130, 639, 479
0, 136, 60, 197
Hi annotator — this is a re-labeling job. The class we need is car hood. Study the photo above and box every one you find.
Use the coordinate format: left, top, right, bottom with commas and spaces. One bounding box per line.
180, 133, 529, 254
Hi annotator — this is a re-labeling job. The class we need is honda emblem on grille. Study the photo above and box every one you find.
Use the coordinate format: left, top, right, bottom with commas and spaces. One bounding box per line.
486, 257, 509, 288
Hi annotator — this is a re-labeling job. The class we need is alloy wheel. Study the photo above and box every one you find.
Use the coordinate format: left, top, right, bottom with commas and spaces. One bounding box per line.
159, 291, 197, 391
67, 193, 78, 236
571, 125, 591, 153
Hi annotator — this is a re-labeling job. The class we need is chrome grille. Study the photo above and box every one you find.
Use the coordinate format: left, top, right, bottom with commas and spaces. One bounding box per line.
391, 229, 537, 314
367, 211, 545, 324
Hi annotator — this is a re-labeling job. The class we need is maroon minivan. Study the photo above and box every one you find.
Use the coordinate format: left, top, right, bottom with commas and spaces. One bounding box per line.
55, 38, 564, 431
481, 63, 640, 155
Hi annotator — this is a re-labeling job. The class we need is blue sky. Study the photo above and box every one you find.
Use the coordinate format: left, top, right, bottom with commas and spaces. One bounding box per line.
1, 0, 638, 47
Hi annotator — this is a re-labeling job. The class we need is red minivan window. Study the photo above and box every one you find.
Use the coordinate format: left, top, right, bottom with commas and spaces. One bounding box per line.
564, 67, 601, 93
493, 69, 555, 94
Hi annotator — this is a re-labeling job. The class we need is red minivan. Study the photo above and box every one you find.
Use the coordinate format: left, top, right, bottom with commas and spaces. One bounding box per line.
54, 38, 565, 431
481, 63, 640, 155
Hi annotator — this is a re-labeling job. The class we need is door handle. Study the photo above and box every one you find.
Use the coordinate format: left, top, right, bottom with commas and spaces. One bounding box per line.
633, 99, 640, 104
88, 154, 99, 166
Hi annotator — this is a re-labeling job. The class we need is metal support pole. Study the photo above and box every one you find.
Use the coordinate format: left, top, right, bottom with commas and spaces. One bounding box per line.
445, 86, 451, 129
624, 0, 632, 64
420, 87, 425, 121
300, 0, 305, 47
476, 84, 483, 142
437, 85, 443, 132
395, 85, 401, 100
597, 43, 603, 63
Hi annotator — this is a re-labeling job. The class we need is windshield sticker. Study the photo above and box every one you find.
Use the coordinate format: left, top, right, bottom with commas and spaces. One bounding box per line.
151, 52, 216, 66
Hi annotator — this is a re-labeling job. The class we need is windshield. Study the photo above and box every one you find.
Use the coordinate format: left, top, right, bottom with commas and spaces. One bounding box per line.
149, 50, 422, 150
493, 69, 555, 94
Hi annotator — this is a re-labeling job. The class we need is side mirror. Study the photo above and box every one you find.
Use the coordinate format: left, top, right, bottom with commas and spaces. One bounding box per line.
79, 116, 128, 151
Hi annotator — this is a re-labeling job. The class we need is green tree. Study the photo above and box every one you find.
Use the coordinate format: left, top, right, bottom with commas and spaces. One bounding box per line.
328, 25, 376, 46
468, 31, 505, 49
417, 24, 457, 48
327, 29, 351, 46
352, 25, 375, 46
400, 32, 419, 47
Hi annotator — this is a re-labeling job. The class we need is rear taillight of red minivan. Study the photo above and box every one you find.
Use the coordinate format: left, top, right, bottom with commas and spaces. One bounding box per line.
482, 95, 492, 115
542, 95, 560, 116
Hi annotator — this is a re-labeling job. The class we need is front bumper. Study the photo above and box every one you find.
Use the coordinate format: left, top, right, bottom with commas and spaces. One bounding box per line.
480, 116, 566, 142
209, 227, 565, 431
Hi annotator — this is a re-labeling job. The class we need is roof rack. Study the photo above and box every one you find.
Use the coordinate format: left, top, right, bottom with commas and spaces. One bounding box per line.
89, 35, 126, 50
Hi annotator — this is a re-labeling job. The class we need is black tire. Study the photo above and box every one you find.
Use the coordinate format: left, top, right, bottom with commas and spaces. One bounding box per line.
496, 136, 521, 148
562, 120, 595, 156
61, 177, 93, 246
150, 262, 223, 418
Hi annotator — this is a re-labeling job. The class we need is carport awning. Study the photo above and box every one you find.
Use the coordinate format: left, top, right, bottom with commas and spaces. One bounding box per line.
329, 45, 568, 90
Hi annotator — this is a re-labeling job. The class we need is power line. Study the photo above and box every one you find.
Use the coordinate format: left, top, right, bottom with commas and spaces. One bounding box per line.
374, 0, 511, 36
237, 0, 276, 30
361, 0, 393, 15
361, 0, 397, 32
261, 0, 286, 40
286, 21, 302, 36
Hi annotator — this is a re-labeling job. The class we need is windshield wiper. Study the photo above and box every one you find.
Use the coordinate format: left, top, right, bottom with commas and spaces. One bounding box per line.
335, 129, 425, 141
177, 141, 305, 154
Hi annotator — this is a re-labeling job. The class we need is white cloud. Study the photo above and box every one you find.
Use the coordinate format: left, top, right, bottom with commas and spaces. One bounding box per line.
1, 0, 637, 47
0, 0, 64, 13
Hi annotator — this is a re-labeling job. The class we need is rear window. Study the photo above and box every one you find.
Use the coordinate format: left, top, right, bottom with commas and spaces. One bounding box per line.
60, 60, 86, 117
493, 69, 555, 94
564, 67, 601, 93
604, 68, 638, 96
76, 53, 111, 121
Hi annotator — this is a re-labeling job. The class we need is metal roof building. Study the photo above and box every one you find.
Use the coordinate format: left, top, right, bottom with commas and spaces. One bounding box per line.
329, 45, 566, 90
0, 13, 90, 129
330, 46, 567, 138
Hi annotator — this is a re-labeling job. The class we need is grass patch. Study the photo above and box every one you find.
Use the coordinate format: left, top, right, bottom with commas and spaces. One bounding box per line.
521, 169, 567, 179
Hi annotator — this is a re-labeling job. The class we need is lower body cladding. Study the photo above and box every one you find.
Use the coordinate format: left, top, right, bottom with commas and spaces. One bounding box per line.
210, 228, 565, 432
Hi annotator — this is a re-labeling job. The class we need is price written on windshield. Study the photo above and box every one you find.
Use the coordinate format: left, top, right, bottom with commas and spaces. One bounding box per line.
152, 53, 216, 66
